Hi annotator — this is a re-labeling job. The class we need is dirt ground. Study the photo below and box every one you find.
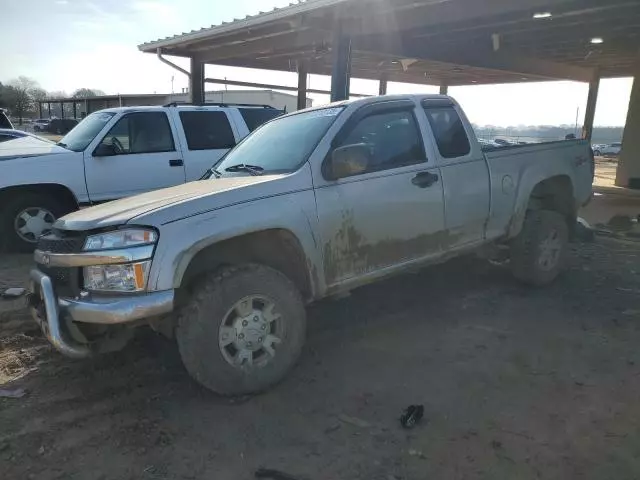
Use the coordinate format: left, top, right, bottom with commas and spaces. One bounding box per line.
2, 235, 640, 480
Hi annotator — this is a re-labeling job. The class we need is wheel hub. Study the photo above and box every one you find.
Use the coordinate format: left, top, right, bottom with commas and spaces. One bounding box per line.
232, 312, 268, 351
218, 295, 282, 369
14, 207, 55, 243
538, 228, 562, 271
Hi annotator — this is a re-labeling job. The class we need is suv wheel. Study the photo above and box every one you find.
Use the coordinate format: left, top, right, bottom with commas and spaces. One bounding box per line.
176, 264, 306, 395
510, 210, 569, 286
1, 193, 75, 252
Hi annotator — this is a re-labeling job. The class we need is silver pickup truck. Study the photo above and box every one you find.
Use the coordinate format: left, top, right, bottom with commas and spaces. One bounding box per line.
29, 94, 593, 395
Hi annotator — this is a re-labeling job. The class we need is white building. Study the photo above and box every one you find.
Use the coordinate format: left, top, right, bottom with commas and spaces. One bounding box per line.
40, 89, 313, 119
167, 89, 312, 112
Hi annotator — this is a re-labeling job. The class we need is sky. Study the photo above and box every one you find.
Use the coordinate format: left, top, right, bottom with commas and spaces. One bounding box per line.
1, 0, 634, 127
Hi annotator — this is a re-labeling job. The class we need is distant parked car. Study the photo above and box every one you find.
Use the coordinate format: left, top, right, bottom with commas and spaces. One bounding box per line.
478, 138, 500, 148
493, 138, 517, 146
0, 109, 13, 129
593, 143, 622, 157
47, 118, 79, 135
33, 118, 51, 132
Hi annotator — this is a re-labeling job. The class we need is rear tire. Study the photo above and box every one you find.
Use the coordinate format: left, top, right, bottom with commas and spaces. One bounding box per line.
510, 210, 569, 286
0, 192, 75, 252
176, 264, 306, 395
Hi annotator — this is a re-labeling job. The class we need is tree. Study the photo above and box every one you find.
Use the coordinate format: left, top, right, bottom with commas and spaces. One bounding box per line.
30, 87, 47, 117
6, 76, 39, 125
0, 82, 10, 109
47, 90, 68, 100
72, 88, 105, 98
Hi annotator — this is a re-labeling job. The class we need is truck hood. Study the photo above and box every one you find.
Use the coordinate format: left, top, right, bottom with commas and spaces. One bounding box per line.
56, 174, 296, 230
0, 135, 67, 159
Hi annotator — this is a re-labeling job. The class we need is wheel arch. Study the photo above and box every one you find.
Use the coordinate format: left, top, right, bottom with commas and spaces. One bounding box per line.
0, 183, 80, 210
508, 174, 576, 238
176, 228, 316, 303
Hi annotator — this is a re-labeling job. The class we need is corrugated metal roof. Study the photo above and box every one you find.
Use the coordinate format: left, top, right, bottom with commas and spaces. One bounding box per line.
138, 0, 346, 51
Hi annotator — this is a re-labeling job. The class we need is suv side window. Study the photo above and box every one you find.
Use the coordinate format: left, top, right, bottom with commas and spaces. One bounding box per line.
239, 108, 283, 132
333, 109, 426, 178
179, 111, 236, 150
424, 106, 471, 159
100, 112, 175, 154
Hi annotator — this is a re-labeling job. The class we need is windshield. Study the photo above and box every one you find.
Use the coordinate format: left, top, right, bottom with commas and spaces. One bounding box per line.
214, 106, 344, 175
58, 112, 115, 151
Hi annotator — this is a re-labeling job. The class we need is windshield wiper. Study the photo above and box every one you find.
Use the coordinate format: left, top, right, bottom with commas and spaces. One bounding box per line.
56, 142, 67, 148
201, 167, 222, 180
224, 164, 264, 176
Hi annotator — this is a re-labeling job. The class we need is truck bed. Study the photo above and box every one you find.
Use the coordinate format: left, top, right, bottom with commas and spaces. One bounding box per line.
483, 139, 593, 240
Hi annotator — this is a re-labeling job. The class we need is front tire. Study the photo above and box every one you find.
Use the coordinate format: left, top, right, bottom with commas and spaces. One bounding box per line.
0, 192, 75, 252
510, 210, 569, 286
176, 264, 306, 395
593, 150, 601, 156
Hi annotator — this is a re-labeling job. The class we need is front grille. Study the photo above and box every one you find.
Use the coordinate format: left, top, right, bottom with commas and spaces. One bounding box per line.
37, 229, 85, 254
39, 266, 72, 284
36, 229, 86, 297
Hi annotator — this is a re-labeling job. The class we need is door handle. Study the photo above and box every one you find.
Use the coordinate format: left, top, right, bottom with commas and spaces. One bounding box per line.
169, 159, 184, 167
411, 172, 439, 188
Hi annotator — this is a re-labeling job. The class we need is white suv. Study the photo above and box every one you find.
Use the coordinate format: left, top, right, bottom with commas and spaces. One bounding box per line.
0, 103, 283, 251
593, 143, 622, 156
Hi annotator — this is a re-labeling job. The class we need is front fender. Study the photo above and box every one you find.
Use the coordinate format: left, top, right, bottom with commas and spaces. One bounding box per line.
0, 151, 88, 203
148, 189, 323, 297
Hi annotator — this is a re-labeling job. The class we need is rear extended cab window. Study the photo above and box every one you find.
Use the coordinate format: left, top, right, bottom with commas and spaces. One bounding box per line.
423, 104, 471, 159
179, 111, 236, 150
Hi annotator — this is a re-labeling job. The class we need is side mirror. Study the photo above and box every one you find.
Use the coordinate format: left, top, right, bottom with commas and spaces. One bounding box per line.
329, 143, 371, 180
93, 143, 116, 157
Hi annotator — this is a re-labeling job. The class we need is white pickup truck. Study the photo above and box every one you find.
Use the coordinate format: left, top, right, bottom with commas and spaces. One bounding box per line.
0, 104, 282, 251
29, 94, 593, 395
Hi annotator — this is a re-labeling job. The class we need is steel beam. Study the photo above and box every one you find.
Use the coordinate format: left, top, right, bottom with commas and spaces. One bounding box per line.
353, 36, 594, 83
189, 57, 205, 105
615, 63, 640, 188
192, 29, 323, 64
582, 70, 600, 141
330, 29, 352, 102
378, 75, 388, 95
297, 61, 308, 110
203, 77, 369, 98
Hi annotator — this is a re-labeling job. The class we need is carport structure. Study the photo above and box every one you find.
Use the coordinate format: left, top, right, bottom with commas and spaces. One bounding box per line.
139, 0, 640, 188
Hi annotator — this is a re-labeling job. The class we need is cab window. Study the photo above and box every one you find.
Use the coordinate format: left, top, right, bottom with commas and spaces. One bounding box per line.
99, 112, 174, 155
424, 106, 471, 159
331, 109, 426, 178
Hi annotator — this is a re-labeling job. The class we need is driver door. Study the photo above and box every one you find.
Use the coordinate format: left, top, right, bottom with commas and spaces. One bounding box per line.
314, 101, 446, 287
84, 111, 186, 201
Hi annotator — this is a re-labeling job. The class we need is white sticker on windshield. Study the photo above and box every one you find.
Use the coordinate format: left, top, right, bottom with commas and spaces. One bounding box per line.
307, 107, 342, 118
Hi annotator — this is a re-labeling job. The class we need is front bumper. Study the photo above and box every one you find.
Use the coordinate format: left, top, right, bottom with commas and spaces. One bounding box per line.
29, 269, 174, 358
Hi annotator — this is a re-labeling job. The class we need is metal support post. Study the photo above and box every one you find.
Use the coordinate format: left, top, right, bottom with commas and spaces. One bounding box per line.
582, 70, 600, 141
297, 61, 308, 110
330, 27, 352, 102
189, 57, 205, 105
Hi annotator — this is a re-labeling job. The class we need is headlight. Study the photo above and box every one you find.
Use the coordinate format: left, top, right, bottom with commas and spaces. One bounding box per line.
84, 261, 151, 292
84, 228, 157, 251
